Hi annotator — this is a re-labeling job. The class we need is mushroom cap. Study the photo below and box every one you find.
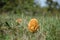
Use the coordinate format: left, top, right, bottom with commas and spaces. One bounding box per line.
28, 18, 39, 32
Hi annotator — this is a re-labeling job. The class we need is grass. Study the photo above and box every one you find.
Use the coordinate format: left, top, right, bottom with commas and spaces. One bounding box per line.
0, 13, 60, 40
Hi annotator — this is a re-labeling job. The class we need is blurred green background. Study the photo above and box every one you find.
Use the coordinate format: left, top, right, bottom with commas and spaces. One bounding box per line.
0, 0, 60, 40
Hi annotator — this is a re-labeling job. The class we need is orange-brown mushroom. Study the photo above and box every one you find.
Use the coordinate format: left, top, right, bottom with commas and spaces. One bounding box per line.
16, 18, 22, 24
28, 18, 39, 33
